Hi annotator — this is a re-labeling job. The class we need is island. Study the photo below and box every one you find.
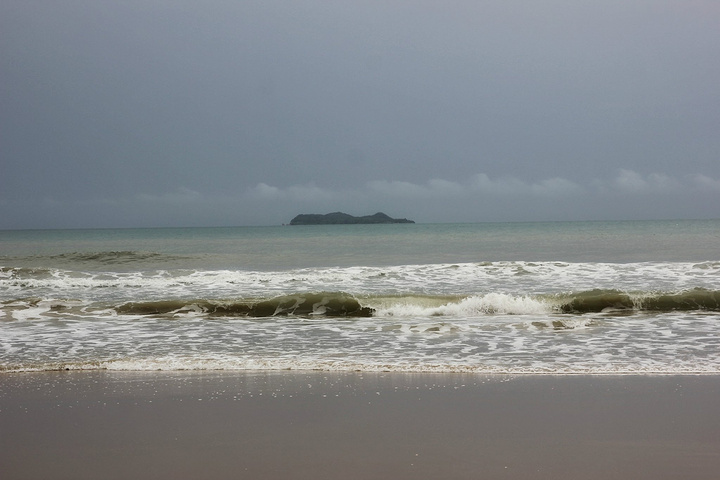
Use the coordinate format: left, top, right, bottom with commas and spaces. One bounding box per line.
289, 212, 415, 225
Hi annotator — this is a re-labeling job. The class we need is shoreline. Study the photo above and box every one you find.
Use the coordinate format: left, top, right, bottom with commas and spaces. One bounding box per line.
2, 371, 719, 479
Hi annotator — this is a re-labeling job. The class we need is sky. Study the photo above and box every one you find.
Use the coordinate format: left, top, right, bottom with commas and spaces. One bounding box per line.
1, 0, 719, 228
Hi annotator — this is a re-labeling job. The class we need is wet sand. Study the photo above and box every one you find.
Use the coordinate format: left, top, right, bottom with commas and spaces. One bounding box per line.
1, 371, 719, 479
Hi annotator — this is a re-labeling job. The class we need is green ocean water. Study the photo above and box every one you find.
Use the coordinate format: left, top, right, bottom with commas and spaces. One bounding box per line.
1, 219, 718, 271
1, 219, 720, 374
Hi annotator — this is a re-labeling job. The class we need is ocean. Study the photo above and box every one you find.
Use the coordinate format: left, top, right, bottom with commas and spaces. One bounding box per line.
1, 219, 719, 374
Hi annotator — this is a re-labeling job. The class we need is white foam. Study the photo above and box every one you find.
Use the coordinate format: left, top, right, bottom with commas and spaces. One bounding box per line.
3, 260, 720, 375
4, 261, 719, 304
373, 293, 553, 317
3, 307, 719, 375
17, 355, 718, 375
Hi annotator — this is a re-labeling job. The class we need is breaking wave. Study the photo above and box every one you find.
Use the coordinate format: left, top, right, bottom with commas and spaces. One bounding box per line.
555, 288, 720, 313
115, 292, 373, 317
4, 288, 720, 322
370, 289, 720, 317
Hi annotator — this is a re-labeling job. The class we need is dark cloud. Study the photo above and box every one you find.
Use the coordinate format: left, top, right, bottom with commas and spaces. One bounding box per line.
1, 1, 718, 228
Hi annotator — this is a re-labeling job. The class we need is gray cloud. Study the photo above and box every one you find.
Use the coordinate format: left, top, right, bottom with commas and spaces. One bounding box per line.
259, 170, 717, 202
3, 170, 718, 228
610, 170, 681, 194
1, 1, 718, 228
689, 174, 720, 193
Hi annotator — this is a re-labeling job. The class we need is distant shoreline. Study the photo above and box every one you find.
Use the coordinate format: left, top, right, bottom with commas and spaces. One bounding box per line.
289, 211, 415, 225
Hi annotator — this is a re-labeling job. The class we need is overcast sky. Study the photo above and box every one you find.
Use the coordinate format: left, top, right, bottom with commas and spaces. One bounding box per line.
1, 0, 719, 228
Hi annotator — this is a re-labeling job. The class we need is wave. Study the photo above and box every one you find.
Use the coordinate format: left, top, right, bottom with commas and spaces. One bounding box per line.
0, 251, 188, 272
368, 289, 720, 317
116, 292, 374, 317
4, 289, 720, 321
0, 266, 56, 279
103, 288, 720, 317
555, 288, 720, 313
35, 251, 183, 265
370, 293, 552, 316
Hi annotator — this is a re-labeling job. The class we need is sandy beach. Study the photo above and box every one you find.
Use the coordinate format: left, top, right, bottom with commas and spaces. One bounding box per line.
1, 371, 719, 480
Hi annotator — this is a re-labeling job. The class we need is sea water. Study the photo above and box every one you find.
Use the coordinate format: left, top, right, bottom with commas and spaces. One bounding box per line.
1, 219, 719, 374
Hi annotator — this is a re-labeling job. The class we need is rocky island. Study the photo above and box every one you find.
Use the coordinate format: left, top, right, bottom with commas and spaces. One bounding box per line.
289, 212, 415, 225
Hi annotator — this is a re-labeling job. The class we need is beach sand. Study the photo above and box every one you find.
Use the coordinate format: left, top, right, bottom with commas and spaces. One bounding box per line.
1, 371, 719, 479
